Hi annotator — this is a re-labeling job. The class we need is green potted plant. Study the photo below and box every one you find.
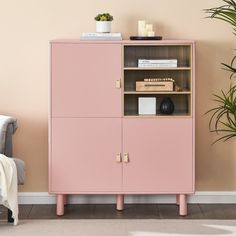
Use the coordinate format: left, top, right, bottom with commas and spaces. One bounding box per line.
94, 13, 113, 33
205, 0, 236, 143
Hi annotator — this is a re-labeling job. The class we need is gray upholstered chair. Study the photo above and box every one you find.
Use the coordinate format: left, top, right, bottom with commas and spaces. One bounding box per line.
0, 115, 25, 223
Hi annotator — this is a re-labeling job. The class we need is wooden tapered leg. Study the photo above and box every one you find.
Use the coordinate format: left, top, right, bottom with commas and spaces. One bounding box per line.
116, 194, 124, 211
179, 194, 187, 216
176, 194, 180, 205
57, 194, 65, 216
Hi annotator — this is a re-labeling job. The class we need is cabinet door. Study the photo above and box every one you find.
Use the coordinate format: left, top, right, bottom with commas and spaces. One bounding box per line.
50, 118, 122, 192
51, 43, 121, 117
123, 118, 193, 193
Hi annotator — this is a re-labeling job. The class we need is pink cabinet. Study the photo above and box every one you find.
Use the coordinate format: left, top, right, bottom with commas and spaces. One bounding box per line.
50, 118, 122, 192
51, 43, 122, 117
123, 118, 193, 193
50, 40, 195, 217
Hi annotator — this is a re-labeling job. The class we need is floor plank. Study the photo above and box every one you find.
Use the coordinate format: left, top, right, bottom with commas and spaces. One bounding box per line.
93, 204, 123, 219
62, 204, 95, 219
29, 204, 56, 219
199, 204, 227, 219
221, 204, 236, 219
0, 205, 8, 219
19, 204, 33, 219
158, 204, 182, 219
57, 204, 159, 219
185, 204, 203, 219
0, 205, 32, 222
2, 204, 236, 220
116, 204, 159, 219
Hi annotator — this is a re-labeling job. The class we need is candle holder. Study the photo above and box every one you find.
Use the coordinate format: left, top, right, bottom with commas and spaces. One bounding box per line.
130, 20, 162, 40
130, 36, 162, 40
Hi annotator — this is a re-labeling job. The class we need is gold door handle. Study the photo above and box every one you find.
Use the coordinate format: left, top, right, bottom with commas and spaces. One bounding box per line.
116, 79, 121, 89
116, 153, 122, 163
123, 153, 129, 163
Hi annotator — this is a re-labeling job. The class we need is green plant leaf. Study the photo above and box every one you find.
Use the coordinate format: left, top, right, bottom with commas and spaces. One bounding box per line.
205, 0, 236, 144
212, 133, 236, 144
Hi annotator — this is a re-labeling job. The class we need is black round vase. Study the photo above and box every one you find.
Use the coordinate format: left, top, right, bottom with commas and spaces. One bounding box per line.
160, 97, 175, 115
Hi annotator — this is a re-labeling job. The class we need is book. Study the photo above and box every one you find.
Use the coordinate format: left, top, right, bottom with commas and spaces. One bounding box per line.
80, 32, 122, 41
82, 32, 122, 37
80, 37, 122, 41
138, 59, 178, 64
138, 63, 177, 68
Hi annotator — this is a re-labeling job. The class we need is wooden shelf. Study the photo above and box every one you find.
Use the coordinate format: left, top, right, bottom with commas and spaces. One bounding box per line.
124, 91, 191, 95
124, 67, 191, 71
124, 111, 191, 117
124, 93, 191, 117
124, 115, 192, 118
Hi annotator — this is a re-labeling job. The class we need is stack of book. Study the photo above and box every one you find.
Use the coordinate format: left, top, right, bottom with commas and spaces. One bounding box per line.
138, 59, 178, 68
80, 32, 122, 41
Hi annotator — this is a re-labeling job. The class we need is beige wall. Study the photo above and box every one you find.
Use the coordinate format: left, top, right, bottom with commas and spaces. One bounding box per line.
0, 0, 236, 192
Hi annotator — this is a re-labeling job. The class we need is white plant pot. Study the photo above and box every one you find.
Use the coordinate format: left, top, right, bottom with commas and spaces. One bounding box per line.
96, 21, 111, 33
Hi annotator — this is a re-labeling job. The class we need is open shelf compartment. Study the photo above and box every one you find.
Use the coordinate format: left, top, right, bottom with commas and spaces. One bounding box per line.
124, 94, 191, 117
124, 70, 191, 93
124, 45, 191, 68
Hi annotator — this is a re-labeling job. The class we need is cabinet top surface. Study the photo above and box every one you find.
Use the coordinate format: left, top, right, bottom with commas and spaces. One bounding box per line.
50, 39, 195, 44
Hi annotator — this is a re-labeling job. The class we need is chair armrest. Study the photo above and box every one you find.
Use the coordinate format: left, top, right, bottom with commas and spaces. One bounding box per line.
4, 124, 14, 157
0, 115, 17, 156
13, 158, 25, 185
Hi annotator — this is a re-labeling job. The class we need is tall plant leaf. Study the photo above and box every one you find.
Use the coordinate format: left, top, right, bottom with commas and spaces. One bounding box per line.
205, 0, 236, 143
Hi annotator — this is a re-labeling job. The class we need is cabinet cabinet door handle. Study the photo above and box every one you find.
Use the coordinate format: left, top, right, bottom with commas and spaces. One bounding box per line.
116, 79, 121, 89
123, 153, 129, 163
116, 153, 122, 163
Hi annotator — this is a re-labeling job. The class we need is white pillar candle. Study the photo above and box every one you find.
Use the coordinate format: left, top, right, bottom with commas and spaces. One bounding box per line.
140, 27, 148, 36
147, 31, 155, 37
138, 20, 146, 36
145, 24, 153, 32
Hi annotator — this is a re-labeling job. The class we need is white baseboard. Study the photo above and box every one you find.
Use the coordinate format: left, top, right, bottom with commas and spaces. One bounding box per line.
18, 192, 236, 204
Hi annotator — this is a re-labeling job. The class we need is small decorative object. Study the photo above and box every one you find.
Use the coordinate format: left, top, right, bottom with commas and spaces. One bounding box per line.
145, 24, 155, 36
130, 20, 162, 40
138, 97, 156, 115
145, 24, 153, 32
160, 97, 175, 115
136, 20, 157, 37
147, 31, 155, 37
138, 20, 146, 36
95, 13, 113, 33
136, 78, 175, 92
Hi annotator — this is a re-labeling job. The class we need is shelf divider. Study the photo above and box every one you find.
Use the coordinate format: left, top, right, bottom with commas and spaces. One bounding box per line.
124, 91, 191, 95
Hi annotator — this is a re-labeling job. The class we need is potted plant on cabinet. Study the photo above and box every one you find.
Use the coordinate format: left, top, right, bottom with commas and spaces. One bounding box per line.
205, 0, 236, 143
95, 13, 113, 33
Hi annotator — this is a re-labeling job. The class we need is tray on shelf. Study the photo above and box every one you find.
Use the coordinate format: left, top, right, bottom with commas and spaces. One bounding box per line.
130, 36, 162, 40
